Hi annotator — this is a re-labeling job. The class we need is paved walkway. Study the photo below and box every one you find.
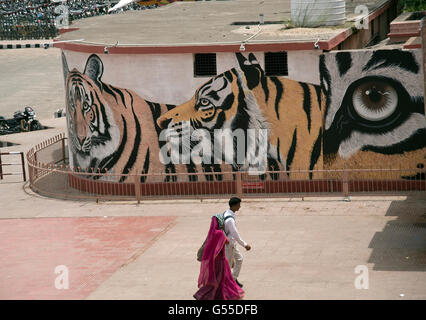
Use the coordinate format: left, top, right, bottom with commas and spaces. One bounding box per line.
1, 119, 426, 300
0, 216, 175, 299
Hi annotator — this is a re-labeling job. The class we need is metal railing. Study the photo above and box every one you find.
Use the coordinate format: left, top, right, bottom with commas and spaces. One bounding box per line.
26, 133, 426, 202
26, 132, 67, 186
0, 151, 26, 181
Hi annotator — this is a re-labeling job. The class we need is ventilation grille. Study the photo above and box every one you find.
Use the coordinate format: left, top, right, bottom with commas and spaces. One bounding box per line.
265, 51, 288, 76
194, 53, 217, 77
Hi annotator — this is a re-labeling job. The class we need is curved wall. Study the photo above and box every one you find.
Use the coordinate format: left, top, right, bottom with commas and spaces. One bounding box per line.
61, 48, 426, 184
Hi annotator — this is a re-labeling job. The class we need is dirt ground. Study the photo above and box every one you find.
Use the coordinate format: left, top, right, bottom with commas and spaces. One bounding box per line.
0, 47, 65, 121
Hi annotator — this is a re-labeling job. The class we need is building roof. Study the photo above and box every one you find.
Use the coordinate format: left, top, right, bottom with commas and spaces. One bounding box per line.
56, 0, 394, 53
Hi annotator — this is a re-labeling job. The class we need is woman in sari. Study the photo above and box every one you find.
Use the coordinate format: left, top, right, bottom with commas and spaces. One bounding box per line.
194, 216, 245, 300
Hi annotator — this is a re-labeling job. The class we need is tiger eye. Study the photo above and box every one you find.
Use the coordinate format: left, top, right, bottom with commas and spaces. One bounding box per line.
200, 99, 210, 106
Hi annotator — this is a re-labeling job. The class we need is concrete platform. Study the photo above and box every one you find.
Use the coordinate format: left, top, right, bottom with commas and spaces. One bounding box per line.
1, 119, 425, 299
0, 48, 65, 121
0, 216, 175, 299
1, 172, 425, 299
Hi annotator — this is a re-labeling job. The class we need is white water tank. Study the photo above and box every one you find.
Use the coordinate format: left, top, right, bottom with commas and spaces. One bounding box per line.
291, 0, 346, 27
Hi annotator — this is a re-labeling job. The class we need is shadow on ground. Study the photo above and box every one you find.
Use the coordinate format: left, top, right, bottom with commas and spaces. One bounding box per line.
368, 194, 426, 271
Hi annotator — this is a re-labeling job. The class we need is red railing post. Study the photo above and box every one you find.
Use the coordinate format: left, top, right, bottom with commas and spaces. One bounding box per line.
20, 152, 26, 182
236, 171, 243, 198
61, 137, 66, 163
134, 174, 141, 204
342, 169, 350, 201
33, 151, 37, 180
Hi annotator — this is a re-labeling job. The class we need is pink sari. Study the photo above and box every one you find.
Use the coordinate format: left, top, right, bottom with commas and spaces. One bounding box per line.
194, 217, 245, 300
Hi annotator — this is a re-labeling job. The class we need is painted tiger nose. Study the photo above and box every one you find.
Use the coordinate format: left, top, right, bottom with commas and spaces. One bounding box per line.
78, 136, 85, 145
158, 117, 172, 129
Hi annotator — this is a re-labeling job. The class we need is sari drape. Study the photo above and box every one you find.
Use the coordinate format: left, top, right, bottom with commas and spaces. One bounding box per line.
194, 216, 245, 300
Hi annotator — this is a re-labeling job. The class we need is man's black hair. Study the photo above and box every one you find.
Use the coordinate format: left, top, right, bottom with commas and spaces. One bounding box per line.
229, 197, 241, 208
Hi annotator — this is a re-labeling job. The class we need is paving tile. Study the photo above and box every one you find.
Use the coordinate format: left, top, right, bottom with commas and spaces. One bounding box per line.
0, 216, 174, 299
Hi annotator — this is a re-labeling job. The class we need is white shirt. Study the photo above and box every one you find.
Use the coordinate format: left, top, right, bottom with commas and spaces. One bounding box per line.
223, 209, 247, 248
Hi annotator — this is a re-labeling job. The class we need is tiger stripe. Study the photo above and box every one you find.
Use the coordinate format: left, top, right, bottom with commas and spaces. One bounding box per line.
63, 53, 198, 183
157, 53, 326, 180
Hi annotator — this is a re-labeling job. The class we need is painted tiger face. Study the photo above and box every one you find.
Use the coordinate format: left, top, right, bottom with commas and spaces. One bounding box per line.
62, 53, 120, 170
157, 70, 239, 135
67, 73, 98, 155
157, 53, 272, 171
320, 49, 425, 168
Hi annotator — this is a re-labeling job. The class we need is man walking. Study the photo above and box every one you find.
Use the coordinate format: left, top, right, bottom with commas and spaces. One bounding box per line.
224, 197, 251, 288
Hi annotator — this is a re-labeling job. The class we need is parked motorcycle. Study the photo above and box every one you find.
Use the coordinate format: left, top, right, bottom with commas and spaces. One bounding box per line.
0, 106, 43, 135
0, 116, 21, 135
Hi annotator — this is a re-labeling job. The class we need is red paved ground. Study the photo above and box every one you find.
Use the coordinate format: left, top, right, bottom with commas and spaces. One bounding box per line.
0, 216, 175, 299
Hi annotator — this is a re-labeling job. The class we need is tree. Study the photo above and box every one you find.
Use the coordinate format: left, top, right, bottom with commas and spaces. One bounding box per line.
398, 0, 426, 12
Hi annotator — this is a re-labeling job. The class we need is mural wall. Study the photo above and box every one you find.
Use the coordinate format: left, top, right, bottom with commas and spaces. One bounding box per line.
320, 49, 425, 175
155, 52, 324, 180
62, 53, 177, 182
61, 48, 425, 183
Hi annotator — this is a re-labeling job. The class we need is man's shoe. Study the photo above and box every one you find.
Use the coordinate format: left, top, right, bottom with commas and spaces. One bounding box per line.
235, 279, 243, 288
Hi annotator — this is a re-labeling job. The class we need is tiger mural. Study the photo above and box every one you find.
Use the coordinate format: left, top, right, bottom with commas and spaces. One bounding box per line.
62, 52, 183, 182
157, 52, 325, 180
320, 49, 425, 178
62, 48, 424, 185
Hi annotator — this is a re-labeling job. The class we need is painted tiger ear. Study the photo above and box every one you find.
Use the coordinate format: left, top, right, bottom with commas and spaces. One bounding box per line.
248, 53, 260, 65
84, 54, 104, 90
236, 52, 248, 68
235, 52, 263, 90
61, 51, 69, 85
